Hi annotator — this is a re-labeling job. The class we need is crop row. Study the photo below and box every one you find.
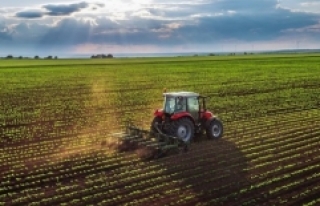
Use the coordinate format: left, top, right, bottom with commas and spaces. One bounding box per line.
55, 136, 320, 205
3, 124, 318, 204
2, 87, 318, 144
2, 85, 317, 125
166, 153, 320, 206
1, 72, 316, 90
4, 106, 318, 154
1, 109, 316, 187
1, 108, 318, 183
3, 107, 317, 178
2, 75, 318, 114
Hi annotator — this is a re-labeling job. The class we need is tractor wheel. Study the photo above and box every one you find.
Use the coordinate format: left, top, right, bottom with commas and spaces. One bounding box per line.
206, 118, 223, 139
169, 118, 195, 143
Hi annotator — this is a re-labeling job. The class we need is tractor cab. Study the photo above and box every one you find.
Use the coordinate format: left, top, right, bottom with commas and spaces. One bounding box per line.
152, 90, 223, 143
163, 92, 200, 121
162, 91, 211, 122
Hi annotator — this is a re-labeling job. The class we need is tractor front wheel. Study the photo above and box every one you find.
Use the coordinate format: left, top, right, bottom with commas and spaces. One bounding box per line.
206, 118, 223, 139
169, 118, 194, 143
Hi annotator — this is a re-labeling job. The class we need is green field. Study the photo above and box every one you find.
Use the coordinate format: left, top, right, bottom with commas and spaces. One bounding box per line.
1, 54, 320, 205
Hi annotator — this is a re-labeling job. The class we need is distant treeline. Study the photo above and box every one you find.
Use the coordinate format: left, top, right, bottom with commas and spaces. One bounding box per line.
0, 54, 115, 59
1, 55, 58, 59
91, 54, 113, 58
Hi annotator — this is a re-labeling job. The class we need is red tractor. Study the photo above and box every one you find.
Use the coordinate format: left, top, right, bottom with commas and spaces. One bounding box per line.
115, 91, 223, 159
150, 91, 223, 143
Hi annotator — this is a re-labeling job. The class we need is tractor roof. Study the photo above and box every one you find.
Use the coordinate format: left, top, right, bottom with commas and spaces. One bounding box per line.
163, 91, 199, 97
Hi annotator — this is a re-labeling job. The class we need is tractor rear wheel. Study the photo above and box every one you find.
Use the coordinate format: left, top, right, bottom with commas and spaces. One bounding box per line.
206, 118, 223, 139
169, 118, 194, 143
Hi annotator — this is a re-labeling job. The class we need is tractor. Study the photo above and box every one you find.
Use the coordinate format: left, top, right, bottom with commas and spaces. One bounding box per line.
114, 91, 223, 159
150, 91, 223, 143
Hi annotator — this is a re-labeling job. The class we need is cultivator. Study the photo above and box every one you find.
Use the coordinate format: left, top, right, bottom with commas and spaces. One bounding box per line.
112, 121, 189, 160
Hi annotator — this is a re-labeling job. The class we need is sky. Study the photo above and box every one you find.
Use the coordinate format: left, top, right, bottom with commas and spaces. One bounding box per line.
0, 0, 320, 56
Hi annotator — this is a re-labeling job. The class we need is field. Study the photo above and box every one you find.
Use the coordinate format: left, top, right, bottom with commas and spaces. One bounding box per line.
1, 54, 320, 205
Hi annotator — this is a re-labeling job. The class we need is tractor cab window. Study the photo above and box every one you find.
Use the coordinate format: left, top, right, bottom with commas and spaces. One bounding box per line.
175, 97, 186, 112
164, 96, 175, 113
187, 97, 199, 112
164, 96, 186, 113
187, 97, 199, 121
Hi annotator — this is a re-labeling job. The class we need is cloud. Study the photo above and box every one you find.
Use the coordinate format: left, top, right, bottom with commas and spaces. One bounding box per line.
39, 18, 93, 45
43, 2, 89, 16
211, 0, 278, 12
14, 2, 103, 19
174, 7, 319, 42
16, 10, 44, 18
37, 17, 167, 46
31, 7, 319, 48
1, 0, 320, 55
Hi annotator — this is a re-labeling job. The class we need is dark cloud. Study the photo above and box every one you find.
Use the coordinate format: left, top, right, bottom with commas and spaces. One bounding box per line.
14, 1, 97, 19
15, 10, 44, 18
43, 2, 89, 16
172, 7, 320, 43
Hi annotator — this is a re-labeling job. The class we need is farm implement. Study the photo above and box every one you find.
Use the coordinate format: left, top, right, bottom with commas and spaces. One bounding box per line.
113, 90, 224, 160
113, 121, 189, 160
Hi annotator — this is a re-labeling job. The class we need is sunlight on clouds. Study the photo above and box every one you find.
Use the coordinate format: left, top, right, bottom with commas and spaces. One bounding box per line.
131, 9, 153, 18
166, 22, 182, 29
94, 28, 140, 35
83, 0, 154, 20
76, 17, 98, 26
99, 0, 143, 13
150, 22, 182, 35
131, 0, 152, 4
